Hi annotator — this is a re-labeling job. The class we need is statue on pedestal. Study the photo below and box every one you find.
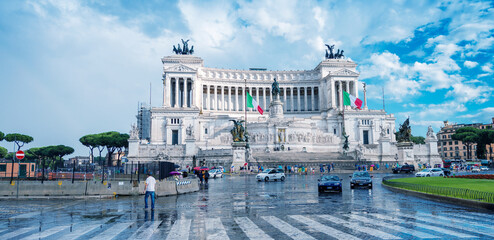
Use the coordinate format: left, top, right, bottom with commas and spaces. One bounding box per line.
271, 78, 280, 98
396, 118, 412, 142
230, 120, 246, 142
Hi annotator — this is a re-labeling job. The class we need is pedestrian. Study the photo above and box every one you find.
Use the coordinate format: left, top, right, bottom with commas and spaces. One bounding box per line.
198, 170, 203, 184
204, 170, 209, 184
144, 172, 156, 210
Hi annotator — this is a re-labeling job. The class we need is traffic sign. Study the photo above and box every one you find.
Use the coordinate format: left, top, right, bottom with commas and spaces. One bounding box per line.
16, 150, 25, 160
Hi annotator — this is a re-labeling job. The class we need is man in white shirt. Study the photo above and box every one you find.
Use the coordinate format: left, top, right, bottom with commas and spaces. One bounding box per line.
144, 172, 156, 209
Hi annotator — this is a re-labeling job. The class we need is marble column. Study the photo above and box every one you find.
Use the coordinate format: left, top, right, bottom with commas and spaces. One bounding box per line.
214, 85, 217, 110
206, 85, 210, 110
228, 86, 232, 111
332, 80, 336, 109
290, 87, 294, 112
242, 86, 246, 112
256, 87, 259, 113
175, 78, 179, 108
221, 85, 225, 110
304, 87, 308, 111
297, 87, 302, 112
263, 88, 267, 110
311, 87, 315, 111
183, 79, 188, 108
283, 88, 287, 112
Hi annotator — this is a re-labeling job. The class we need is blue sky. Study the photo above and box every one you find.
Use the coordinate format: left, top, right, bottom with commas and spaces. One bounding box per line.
0, 0, 493, 157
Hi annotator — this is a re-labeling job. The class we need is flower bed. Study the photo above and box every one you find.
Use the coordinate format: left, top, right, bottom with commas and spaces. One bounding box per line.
446, 174, 494, 179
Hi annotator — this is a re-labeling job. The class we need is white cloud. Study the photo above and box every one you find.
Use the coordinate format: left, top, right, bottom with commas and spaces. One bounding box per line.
463, 61, 478, 68
446, 83, 492, 103
481, 63, 493, 73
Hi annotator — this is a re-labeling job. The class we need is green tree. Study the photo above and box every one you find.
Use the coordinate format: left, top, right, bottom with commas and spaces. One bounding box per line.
80, 134, 97, 164
4, 133, 34, 151
115, 133, 129, 167
452, 127, 494, 159
100, 131, 120, 167
0, 131, 4, 141
5, 133, 33, 183
0, 146, 7, 159
410, 136, 425, 144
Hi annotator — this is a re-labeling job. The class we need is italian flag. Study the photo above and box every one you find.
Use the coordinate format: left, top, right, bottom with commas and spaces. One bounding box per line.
246, 92, 263, 115
343, 90, 363, 110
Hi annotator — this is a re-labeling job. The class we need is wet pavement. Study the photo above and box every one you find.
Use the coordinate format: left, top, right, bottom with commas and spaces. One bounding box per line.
1, 172, 494, 239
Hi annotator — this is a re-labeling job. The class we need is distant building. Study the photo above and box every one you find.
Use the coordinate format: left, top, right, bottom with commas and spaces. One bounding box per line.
68, 156, 90, 166
436, 118, 494, 161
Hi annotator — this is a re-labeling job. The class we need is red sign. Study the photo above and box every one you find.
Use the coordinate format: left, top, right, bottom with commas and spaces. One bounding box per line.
16, 150, 25, 160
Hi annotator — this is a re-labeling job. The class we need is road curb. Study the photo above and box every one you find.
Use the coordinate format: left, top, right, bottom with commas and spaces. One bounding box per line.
382, 183, 494, 211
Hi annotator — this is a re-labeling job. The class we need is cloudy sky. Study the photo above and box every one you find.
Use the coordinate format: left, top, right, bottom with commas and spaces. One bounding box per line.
0, 0, 493, 157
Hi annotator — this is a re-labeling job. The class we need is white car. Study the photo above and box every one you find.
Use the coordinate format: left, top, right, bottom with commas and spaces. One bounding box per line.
256, 168, 285, 182
415, 168, 444, 177
471, 167, 481, 173
209, 169, 223, 178
480, 166, 489, 171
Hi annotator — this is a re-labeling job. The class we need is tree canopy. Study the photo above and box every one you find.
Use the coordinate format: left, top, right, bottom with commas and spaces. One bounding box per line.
0, 131, 4, 141
4, 133, 33, 151
452, 127, 494, 159
410, 136, 425, 144
0, 146, 7, 159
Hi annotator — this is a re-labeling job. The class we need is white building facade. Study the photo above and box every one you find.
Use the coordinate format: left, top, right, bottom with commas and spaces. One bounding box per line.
128, 54, 441, 169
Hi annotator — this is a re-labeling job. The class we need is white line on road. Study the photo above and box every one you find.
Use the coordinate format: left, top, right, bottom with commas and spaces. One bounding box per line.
318, 215, 401, 240
1, 227, 37, 239
347, 214, 439, 239
129, 221, 162, 240
289, 215, 361, 240
58, 223, 102, 240
166, 219, 191, 240
372, 213, 478, 239
89, 222, 134, 240
416, 212, 494, 233
206, 218, 229, 240
234, 217, 273, 240
21, 225, 70, 240
261, 216, 315, 240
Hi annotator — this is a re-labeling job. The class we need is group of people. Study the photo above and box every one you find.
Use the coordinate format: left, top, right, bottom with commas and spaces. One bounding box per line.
355, 164, 380, 171
196, 170, 210, 184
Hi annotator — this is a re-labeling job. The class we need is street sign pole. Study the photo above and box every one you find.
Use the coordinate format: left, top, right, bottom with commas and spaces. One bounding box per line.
15, 150, 25, 199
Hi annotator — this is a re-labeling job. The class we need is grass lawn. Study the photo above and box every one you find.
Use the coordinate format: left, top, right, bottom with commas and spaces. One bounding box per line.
389, 177, 494, 193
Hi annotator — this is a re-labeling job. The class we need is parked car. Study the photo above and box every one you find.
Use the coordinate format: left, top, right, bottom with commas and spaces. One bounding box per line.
392, 164, 415, 174
441, 168, 451, 176
350, 171, 372, 189
471, 167, 481, 173
480, 166, 489, 171
415, 168, 444, 177
209, 169, 223, 178
256, 168, 285, 182
318, 175, 342, 193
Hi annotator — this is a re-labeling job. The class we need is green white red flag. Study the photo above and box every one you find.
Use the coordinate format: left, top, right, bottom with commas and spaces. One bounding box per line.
343, 90, 363, 110
246, 92, 263, 115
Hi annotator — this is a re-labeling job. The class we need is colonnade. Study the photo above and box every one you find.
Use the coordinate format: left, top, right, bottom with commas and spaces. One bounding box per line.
164, 77, 194, 108
201, 85, 319, 113
333, 80, 358, 109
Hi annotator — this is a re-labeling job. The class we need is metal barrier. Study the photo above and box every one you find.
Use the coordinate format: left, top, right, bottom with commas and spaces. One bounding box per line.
382, 176, 494, 203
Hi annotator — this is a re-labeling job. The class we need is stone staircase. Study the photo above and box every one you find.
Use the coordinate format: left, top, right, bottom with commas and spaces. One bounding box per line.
251, 151, 357, 170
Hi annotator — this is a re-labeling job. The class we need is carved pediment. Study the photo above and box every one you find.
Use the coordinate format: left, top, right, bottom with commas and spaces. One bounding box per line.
165, 64, 197, 72
332, 68, 359, 76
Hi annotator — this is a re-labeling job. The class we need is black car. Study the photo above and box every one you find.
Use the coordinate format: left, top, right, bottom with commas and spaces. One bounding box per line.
392, 164, 415, 173
441, 168, 451, 176
350, 171, 373, 189
318, 175, 342, 193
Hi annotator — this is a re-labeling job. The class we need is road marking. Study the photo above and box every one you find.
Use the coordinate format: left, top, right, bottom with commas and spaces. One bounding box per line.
9, 212, 39, 220
166, 219, 191, 240
89, 222, 134, 240
416, 212, 494, 233
58, 223, 102, 240
129, 221, 162, 240
261, 216, 315, 240
234, 217, 273, 240
289, 215, 361, 240
1, 227, 37, 239
318, 215, 400, 240
372, 213, 478, 239
206, 218, 229, 240
347, 214, 439, 239
21, 225, 70, 240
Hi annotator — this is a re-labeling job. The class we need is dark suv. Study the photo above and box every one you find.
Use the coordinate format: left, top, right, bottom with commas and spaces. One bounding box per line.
392, 164, 415, 174
350, 171, 372, 189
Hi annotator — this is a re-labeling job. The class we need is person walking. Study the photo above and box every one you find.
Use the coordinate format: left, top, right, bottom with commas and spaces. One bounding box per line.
144, 172, 156, 210
204, 170, 209, 184
197, 170, 203, 184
